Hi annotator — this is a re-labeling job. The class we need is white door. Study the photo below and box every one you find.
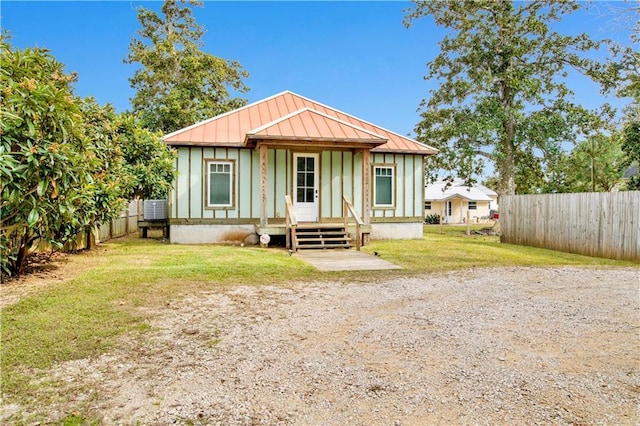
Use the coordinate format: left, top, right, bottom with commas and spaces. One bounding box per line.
446, 200, 453, 223
293, 153, 319, 222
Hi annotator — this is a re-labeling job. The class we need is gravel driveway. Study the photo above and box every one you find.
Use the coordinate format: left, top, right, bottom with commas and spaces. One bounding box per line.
8, 266, 640, 425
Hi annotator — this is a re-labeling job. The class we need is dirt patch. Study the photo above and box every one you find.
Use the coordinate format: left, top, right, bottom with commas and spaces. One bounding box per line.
0, 248, 107, 308
4, 267, 640, 424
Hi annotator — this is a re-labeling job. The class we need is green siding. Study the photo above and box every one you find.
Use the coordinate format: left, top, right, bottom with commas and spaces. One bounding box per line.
189, 148, 203, 219
371, 153, 383, 219
266, 149, 275, 218
397, 154, 405, 217
353, 153, 363, 217
331, 151, 342, 217
170, 156, 178, 218
342, 151, 354, 205
226, 149, 239, 219
251, 148, 260, 218
274, 149, 287, 218
369, 152, 424, 219
176, 149, 190, 218
414, 156, 423, 217
238, 150, 252, 218
173, 146, 424, 223
202, 148, 215, 219
321, 152, 332, 218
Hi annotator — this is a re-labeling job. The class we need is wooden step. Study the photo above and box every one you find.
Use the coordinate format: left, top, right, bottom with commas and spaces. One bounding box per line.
296, 231, 348, 237
298, 244, 352, 249
297, 236, 352, 242
296, 223, 347, 229
293, 223, 352, 251
296, 229, 346, 234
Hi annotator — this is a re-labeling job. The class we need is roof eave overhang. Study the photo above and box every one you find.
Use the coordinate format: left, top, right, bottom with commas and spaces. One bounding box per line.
372, 148, 438, 155
164, 140, 245, 148
245, 135, 387, 149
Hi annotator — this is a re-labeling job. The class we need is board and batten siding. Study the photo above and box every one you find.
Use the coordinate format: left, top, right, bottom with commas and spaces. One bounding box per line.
369, 153, 424, 221
501, 191, 639, 262
170, 147, 290, 222
170, 147, 425, 223
320, 150, 358, 220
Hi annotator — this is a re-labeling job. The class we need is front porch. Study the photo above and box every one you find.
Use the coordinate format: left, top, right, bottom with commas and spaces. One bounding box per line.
252, 126, 377, 251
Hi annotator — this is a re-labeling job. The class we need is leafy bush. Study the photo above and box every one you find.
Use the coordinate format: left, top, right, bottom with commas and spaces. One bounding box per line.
0, 38, 132, 275
425, 213, 441, 224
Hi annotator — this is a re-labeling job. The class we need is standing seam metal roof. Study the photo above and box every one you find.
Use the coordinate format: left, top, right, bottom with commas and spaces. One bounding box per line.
163, 91, 438, 154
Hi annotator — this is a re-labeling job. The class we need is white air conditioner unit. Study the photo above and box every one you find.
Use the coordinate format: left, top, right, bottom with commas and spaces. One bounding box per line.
143, 200, 167, 220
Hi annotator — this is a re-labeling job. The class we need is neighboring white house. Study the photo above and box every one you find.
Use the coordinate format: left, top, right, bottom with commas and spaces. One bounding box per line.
424, 180, 498, 224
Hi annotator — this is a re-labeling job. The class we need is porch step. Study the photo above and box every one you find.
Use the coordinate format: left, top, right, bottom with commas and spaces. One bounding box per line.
295, 224, 351, 250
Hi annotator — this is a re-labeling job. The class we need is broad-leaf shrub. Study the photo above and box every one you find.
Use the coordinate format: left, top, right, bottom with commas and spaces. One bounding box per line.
0, 39, 130, 275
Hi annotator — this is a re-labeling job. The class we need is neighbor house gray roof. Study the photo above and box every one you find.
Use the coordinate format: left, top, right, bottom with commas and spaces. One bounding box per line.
425, 179, 497, 202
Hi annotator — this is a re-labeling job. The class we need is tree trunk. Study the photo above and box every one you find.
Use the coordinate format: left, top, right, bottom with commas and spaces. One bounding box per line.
497, 116, 517, 198
15, 227, 30, 275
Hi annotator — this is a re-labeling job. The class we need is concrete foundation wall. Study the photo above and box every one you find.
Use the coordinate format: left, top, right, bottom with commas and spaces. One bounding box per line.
370, 222, 423, 240
170, 224, 256, 244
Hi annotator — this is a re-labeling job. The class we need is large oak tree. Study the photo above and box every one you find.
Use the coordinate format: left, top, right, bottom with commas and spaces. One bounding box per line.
125, 0, 249, 133
405, 0, 613, 196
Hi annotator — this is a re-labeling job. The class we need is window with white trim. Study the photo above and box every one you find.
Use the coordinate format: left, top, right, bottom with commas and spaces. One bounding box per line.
373, 165, 394, 207
207, 160, 233, 207
425, 201, 432, 210
468, 201, 477, 210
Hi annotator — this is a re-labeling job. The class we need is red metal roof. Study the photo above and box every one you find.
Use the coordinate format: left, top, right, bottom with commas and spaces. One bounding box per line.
163, 91, 437, 155
246, 108, 387, 145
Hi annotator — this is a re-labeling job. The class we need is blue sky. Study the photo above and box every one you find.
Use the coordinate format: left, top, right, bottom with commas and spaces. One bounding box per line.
1, 1, 636, 140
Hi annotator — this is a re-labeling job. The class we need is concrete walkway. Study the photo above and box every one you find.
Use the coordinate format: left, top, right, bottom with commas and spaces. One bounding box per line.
295, 249, 401, 272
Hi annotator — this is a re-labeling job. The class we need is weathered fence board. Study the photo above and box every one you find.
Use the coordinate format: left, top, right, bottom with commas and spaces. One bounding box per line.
97, 200, 141, 243
501, 192, 639, 262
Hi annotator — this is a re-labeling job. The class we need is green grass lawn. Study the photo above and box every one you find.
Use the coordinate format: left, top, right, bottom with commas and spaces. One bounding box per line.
363, 224, 633, 271
1, 227, 635, 422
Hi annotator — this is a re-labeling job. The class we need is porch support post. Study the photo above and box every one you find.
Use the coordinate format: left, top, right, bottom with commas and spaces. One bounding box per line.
362, 149, 371, 225
260, 144, 268, 227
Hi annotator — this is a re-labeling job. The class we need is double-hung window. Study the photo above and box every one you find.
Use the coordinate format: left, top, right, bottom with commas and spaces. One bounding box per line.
206, 160, 233, 208
373, 165, 395, 207
425, 201, 432, 210
468, 201, 477, 210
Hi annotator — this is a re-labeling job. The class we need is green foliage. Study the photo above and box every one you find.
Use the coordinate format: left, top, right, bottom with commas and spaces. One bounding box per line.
405, 1, 614, 196
125, 0, 249, 133
0, 35, 179, 275
565, 132, 626, 192
604, 5, 639, 105
622, 119, 640, 190
537, 130, 627, 193
115, 113, 177, 199
0, 38, 130, 275
424, 213, 441, 224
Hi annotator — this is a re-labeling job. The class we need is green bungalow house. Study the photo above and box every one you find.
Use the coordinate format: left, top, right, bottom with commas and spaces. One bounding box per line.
162, 91, 437, 249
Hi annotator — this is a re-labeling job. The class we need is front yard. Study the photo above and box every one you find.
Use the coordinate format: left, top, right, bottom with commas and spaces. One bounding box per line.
1, 227, 637, 424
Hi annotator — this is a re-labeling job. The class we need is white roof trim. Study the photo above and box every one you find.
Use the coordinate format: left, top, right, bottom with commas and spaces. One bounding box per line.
246, 107, 388, 140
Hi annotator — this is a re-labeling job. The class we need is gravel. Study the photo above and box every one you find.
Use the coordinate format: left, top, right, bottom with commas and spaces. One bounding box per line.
6, 266, 640, 425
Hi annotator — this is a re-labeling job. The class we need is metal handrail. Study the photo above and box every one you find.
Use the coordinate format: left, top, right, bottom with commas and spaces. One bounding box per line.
342, 196, 363, 250
284, 195, 298, 251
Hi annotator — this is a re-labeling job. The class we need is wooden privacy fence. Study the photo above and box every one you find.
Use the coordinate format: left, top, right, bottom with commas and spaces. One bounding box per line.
501, 191, 639, 262
32, 200, 141, 253
96, 199, 141, 243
